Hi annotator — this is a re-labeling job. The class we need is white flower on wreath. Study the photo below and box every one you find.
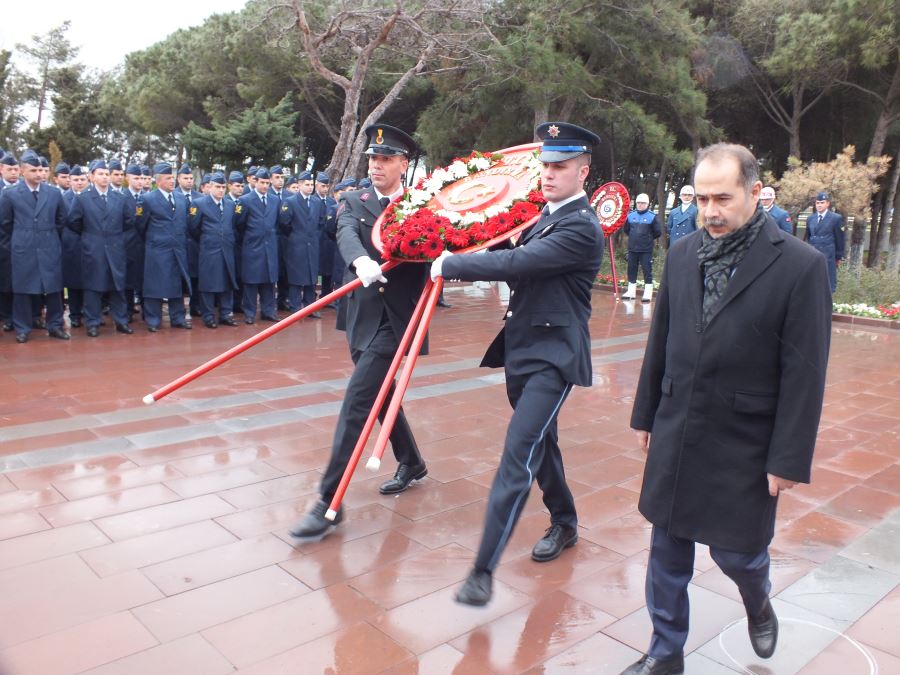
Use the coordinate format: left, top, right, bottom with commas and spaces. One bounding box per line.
448, 161, 469, 179
437, 210, 462, 224
469, 156, 491, 171
462, 210, 486, 225
407, 189, 431, 207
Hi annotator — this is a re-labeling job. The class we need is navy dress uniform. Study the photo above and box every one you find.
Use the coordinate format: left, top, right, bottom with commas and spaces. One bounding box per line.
278, 172, 324, 313
289, 123, 429, 540
65, 161, 135, 335
804, 191, 844, 293
315, 172, 338, 298
123, 164, 146, 317
666, 201, 697, 245
188, 173, 238, 328
0, 150, 70, 342
234, 167, 279, 322
177, 163, 203, 317
61, 165, 87, 326
623, 196, 662, 302
225, 170, 245, 313
435, 122, 605, 605
136, 162, 192, 331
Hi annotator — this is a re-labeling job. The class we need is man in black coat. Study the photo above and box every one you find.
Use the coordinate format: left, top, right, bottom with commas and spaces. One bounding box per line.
622, 143, 832, 675
431, 122, 605, 606
289, 123, 429, 540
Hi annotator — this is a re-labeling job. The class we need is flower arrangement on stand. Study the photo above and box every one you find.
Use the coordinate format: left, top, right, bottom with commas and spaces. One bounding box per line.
379, 150, 544, 261
833, 302, 900, 320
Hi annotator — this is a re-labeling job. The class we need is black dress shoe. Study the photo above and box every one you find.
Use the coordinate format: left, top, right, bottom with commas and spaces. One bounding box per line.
436, 299, 452, 308
379, 463, 428, 495
173, 321, 192, 330
189, 308, 202, 317
244, 317, 255, 325
203, 318, 218, 329
86, 326, 99, 337
48, 327, 71, 340
531, 523, 578, 562
33, 318, 46, 329
2, 321, 12, 332
69, 318, 82, 328
260, 313, 279, 322
148, 325, 160, 332
220, 316, 239, 326
15, 333, 27, 343
309, 311, 322, 319
620, 654, 684, 675
748, 598, 778, 658
288, 499, 343, 540
115, 323, 134, 334
455, 568, 492, 606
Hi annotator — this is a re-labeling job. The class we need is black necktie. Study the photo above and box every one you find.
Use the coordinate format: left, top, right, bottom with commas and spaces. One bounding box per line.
261, 195, 267, 209
32, 190, 38, 202
101, 193, 107, 205
218, 201, 223, 215
185, 193, 191, 206
379, 197, 390, 210
167, 193, 175, 210
818, 214, 823, 224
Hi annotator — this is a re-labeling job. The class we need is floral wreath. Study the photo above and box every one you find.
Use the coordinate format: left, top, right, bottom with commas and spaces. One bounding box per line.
379, 150, 545, 261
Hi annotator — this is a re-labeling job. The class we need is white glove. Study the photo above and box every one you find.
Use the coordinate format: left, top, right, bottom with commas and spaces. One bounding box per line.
430, 249, 453, 281
353, 256, 388, 288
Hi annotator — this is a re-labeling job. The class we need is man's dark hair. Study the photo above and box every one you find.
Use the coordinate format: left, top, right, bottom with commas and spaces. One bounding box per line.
695, 143, 759, 191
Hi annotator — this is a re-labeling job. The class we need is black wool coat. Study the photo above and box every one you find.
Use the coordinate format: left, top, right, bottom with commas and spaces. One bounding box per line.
630, 214, 832, 552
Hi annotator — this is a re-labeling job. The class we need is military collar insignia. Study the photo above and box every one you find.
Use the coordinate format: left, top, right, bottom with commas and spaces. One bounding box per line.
547, 125, 560, 138
360, 191, 370, 201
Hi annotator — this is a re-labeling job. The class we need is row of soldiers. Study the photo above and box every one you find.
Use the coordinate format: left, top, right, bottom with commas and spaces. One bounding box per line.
0, 147, 370, 341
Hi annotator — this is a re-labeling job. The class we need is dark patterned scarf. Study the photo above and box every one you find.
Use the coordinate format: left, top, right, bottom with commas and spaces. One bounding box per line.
697, 207, 766, 328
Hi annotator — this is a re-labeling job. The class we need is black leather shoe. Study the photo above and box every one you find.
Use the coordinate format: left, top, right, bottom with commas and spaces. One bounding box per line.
48, 327, 70, 340
33, 318, 46, 329
288, 499, 343, 540
244, 317, 255, 325
531, 523, 578, 562
620, 654, 684, 675
748, 598, 778, 658
455, 568, 492, 606
379, 463, 428, 495
190, 308, 202, 317
148, 325, 160, 332
173, 321, 192, 330
2, 321, 12, 332
437, 299, 452, 308
15, 333, 27, 343
203, 318, 218, 329
86, 326, 99, 337
220, 316, 239, 326
115, 323, 134, 335
69, 318, 81, 328
309, 311, 322, 319
261, 313, 279, 322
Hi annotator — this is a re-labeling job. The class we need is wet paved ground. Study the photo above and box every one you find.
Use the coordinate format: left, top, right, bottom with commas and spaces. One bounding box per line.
0, 282, 898, 675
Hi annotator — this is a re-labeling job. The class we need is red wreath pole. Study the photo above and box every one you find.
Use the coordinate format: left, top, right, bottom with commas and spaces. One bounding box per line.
324, 280, 435, 521
364, 277, 442, 473
141, 260, 401, 404
607, 237, 620, 301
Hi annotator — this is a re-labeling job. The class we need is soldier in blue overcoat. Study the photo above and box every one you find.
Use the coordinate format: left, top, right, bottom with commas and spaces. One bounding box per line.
226, 170, 245, 314
66, 160, 135, 336
0, 150, 70, 342
760, 186, 793, 234
314, 171, 338, 299
279, 170, 325, 317
188, 172, 238, 328
61, 165, 88, 327
136, 162, 192, 331
123, 165, 146, 320
804, 191, 845, 294
233, 167, 279, 323
666, 185, 697, 245
177, 163, 202, 317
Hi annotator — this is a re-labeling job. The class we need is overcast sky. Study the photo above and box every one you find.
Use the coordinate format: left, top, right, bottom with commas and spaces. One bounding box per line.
0, 0, 250, 73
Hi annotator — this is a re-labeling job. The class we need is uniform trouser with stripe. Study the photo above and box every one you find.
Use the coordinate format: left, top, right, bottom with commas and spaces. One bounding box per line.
646, 525, 771, 659
474, 367, 576, 572
319, 316, 424, 502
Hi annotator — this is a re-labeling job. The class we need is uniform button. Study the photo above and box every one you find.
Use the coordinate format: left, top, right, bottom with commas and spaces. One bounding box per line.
378, 287, 385, 294
506, 310, 513, 317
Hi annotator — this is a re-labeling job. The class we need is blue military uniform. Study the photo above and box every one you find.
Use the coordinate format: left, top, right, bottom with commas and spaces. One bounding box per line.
61, 165, 87, 326
136, 162, 192, 330
123, 165, 146, 318
225, 170, 245, 314
177, 163, 203, 317
0, 150, 69, 340
279, 170, 325, 312
0, 153, 15, 331
315, 172, 338, 298
65, 160, 135, 333
765, 204, 792, 234
436, 122, 605, 606
804, 191, 845, 294
233, 167, 279, 322
666, 202, 697, 244
188, 173, 237, 326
